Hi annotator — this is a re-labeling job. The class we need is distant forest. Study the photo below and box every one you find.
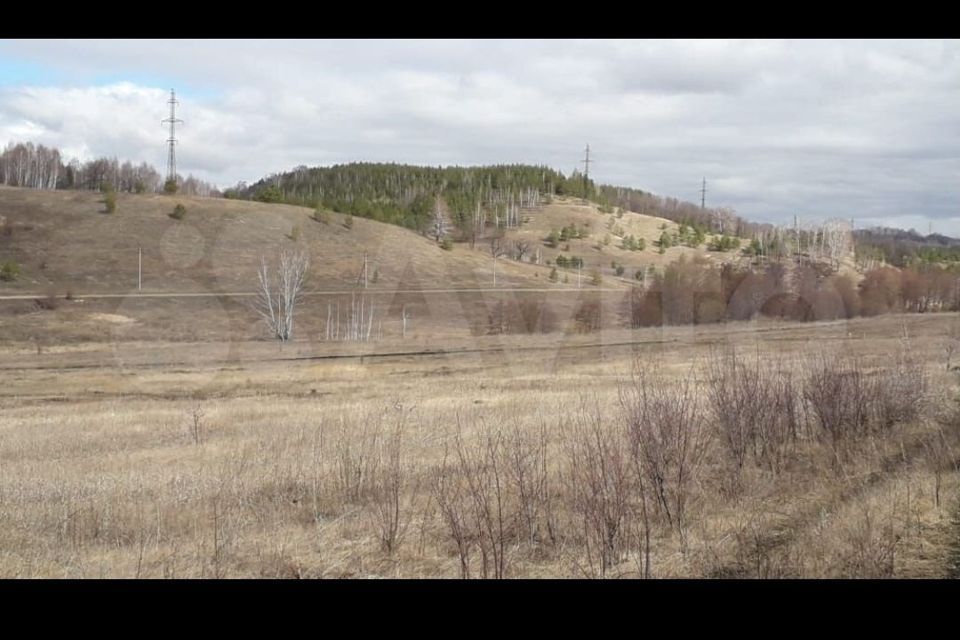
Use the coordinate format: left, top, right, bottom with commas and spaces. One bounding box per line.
234, 161, 781, 241
853, 227, 960, 268
0, 141, 219, 196
237, 161, 960, 269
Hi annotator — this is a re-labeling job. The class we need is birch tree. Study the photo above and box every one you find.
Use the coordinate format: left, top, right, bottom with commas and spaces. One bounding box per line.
254, 248, 310, 341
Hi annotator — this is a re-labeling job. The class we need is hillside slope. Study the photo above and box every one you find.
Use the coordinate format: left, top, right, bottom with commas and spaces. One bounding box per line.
489, 196, 754, 281
0, 186, 585, 296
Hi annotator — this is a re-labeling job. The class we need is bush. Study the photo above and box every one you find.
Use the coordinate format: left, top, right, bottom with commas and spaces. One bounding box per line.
313, 208, 331, 225
35, 293, 60, 311
591, 270, 602, 286
659, 231, 672, 250
615, 264, 625, 277
163, 178, 178, 194
170, 203, 186, 220
255, 185, 283, 203
485, 298, 557, 334
710, 235, 740, 252
572, 296, 602, 332
344, 214, 354, 230
0, 261, 20, 282
706, 349, 798, 476
546, 229, 560, 248
549, 266, 559, 282
290, 224, 302, 242
440, 236, 453, 251
103, 190, 117, 214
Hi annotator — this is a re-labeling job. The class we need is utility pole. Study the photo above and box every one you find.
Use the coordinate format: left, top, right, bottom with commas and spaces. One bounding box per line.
794, 214, 800, 263
162, 89, 183, 185
401, 304, 409, 339
581, 144, 591, 197
700, 177, 707, 209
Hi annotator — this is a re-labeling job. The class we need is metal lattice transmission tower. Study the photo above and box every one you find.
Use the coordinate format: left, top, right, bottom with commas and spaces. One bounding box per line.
700, 177, 707, 209
162, 89, 183, 184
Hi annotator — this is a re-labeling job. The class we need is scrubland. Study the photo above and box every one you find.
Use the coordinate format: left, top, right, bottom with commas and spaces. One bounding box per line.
2, 313, 959, 578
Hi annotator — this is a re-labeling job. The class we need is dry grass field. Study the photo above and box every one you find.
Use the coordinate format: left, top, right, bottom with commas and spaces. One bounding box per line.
2, 310, 960, 578
3, 187, 960, 579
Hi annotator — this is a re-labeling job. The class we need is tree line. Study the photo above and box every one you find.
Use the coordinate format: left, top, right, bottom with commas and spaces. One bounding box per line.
853, 226, 960, 268
627, 255, 960, 328
233, 162, 588, 238
0, 140, 219, 196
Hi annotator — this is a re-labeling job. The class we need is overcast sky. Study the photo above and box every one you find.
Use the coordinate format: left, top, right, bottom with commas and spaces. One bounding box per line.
1, 39, 958, 234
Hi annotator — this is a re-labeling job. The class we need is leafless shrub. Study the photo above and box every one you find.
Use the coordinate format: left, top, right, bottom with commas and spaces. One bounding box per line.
723, 512, 795, 578
803, 348, 926, 468
432, 416, 513, 578
619, 362, 708, 551
188, 403, 205, 445
503, 417, 554, 549
921, 428, 954, 512
559, 399, 632, 577
706, 348, 800, 479
515, 298, 557, 334
34, 292, 61, 311
571, 296, 602, 333
802, 351, 873, 451
839, 505, 899, 578
369, 405, 418, 554
333, 413, 382, 504
457, 420, 511, 579
944, 322, 960, 370
433, 438, 475, 578
871, 347, 926, 430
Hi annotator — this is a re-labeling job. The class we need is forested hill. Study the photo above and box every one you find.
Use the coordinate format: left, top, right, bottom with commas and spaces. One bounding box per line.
234, 161, 767, 239
233, 161, 960, 267
854, 227, 960, 267
235, 163, 571, 232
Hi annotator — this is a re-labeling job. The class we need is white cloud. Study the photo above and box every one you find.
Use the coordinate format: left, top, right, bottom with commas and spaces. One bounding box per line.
0, 39, 957, 233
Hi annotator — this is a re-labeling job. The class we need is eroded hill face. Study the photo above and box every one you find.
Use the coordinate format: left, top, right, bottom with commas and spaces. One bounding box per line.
0, 187, 764, 297
490, 196, 755, 279
0, 187, 568, 295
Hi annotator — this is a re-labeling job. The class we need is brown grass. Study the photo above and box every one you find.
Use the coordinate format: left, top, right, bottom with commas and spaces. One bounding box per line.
2, 312, 960, 578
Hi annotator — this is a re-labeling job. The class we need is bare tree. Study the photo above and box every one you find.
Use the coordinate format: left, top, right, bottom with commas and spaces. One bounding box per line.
254, 248, 309, 341
433, 196, 447, 242
490, 235, 506, 287
514, 239, 531, 262
489, 235, 505, 260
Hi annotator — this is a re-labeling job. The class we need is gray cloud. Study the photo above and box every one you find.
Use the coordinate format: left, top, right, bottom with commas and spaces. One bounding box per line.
1, 39, 958, 233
